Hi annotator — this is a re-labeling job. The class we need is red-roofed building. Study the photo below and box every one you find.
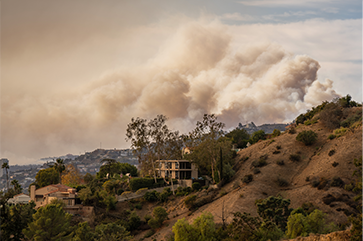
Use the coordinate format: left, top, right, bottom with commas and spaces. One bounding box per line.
30, 184, 77, 208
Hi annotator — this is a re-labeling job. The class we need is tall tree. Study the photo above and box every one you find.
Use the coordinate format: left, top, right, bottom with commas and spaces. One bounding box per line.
100, 158, 117, 178
50, 159, 65, 184
23, 203, 73, 241
61, 164, 82, 186
11, 179, 22, 194
126, 115, 181, 183
185, 114, 230, 183
35, 168, 59, 188
2, 162, 10, 190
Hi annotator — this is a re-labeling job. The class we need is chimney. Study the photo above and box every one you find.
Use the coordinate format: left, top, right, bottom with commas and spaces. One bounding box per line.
30, 185, 36, 201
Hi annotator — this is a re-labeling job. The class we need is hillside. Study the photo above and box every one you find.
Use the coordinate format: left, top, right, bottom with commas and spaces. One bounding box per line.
131, 107, 362, 240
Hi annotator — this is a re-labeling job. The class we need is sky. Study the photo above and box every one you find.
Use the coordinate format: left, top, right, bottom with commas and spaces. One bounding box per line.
1, 0, 362, 165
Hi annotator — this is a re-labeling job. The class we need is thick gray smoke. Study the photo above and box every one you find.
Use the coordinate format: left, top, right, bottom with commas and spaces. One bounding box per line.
1, 21, 339, 163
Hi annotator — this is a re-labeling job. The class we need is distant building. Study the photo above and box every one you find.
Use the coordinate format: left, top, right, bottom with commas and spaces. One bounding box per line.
8, 193, 31, 205
0, 158, 9, 178
155, 160, 198, 180
30, 184, 77, 208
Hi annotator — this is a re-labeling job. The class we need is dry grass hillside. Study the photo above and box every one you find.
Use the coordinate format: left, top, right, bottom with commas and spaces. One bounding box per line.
121, 107, 362, 241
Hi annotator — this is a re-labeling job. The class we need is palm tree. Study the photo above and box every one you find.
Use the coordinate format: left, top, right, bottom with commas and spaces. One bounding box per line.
51, 159, 65, 184
2, 162, 9, 190
100, 158, 117, 178
11, 179, 22, 194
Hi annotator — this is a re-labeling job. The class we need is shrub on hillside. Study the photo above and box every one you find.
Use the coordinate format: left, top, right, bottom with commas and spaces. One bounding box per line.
296, 130, 318, 146
276, 177, 289, 187
144, 190, 159, 202
184, 195, 197, 209
288, 127, 296, 134
327, 134, 336, 140
253, 168, 261, 174
129, 177, 165, 191
242, 174, 253, 184
319, 102, 343, 130
289, 154, 301, 162
276, 160, 285, 166
330, 177, 344, 187
251, 155, 268, 168
192, 182, 201, 191
272, 129, 281, 137
328, 150, 335, 156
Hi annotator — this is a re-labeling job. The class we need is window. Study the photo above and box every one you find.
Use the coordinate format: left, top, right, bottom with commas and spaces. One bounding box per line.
165, 170, 169, 177
175, 171, 179, 179
175, 162, 179, 169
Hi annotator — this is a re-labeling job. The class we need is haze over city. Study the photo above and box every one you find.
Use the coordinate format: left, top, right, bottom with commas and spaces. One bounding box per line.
1, 0, 362, 165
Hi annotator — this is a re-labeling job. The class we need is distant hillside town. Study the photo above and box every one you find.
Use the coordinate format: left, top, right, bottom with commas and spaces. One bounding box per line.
0, 148, 138, 194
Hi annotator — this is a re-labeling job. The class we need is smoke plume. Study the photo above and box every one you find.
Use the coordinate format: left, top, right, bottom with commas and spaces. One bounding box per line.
1, 21, 339, 163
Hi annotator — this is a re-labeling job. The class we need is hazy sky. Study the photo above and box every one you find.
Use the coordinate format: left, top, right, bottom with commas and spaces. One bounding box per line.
1, 0, 362, 165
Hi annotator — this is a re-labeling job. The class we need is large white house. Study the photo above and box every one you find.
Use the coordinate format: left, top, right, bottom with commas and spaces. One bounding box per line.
8, 193, 31, 204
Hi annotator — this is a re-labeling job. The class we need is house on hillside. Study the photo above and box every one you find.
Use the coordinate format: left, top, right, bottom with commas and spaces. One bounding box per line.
8, 193, 31, 205
30, 184, 77, 208
155, 160, 198, 187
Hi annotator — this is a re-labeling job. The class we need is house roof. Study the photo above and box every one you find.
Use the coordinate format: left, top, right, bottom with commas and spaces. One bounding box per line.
13, 193, 30, 198
36, 183, 74, 192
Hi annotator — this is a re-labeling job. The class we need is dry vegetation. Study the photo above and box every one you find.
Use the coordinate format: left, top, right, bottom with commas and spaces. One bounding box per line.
132, 106, 362, 240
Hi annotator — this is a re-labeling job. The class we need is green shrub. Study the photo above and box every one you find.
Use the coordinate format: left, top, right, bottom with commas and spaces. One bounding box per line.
272, 129, 281, 137
251, 130, 266, 143
273, 150, 281, 154
288, 127, 296, 134
242, 174, 253, 184
148, 218, 160, 230
327, 134, 336, 140
192, 182, 201, 191
153, 206, 168, 223
135, 203, 142, 210
289, 154, 301, 162
127, 211, 141, 231
184, 195, 197, 209
129, 177, 165, 191
296, 130, 318, 146
144, 214, 152, 222
144, 190, 159, 202
276, 145, 281, 150
276, 160, 285, 166
286, 209, 334, 239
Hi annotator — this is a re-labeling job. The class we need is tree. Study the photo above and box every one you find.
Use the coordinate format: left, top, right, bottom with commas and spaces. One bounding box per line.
11, 179, 22, 194
286, 209, 331, 239
173, 212, 216, 241
225, 128, 250, 148
23, 203, 73, 241
0, 185, 34, 240
296, 130, 318, 146
349, 156, 362, 241
2, 162, 10, 190
100, 158, 117, 178
61, 164, 82, 186
185, 114, 230, 183
95, 222, 132, 241
73, 222, 96, 241
35, 168, 59, 188
255, 196, 293, 232
50, 158, 65, 184
251, 130, 266, 144
126, 115, 182, 183
98, 162, 138, 179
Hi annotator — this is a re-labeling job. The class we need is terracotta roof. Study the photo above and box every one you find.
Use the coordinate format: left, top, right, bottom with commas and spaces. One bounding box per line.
36, 183, 73, 192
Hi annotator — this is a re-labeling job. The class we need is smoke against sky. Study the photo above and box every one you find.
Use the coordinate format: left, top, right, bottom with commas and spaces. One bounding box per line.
1, 1, 361, 164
